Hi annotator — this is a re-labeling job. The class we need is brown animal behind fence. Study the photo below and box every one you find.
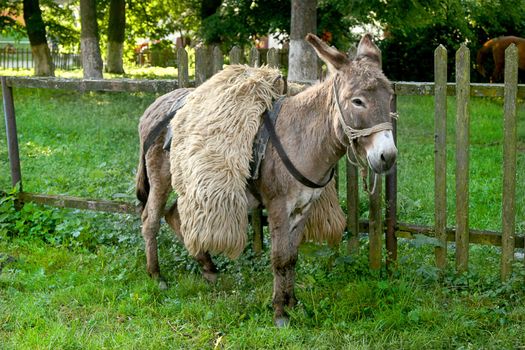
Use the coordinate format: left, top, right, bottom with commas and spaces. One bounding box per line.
476, 36, 525, 82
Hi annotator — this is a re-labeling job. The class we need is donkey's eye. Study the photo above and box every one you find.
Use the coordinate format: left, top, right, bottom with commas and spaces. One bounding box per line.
351, 98, 365, 107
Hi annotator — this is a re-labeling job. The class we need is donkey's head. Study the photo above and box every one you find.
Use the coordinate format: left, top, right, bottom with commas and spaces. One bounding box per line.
306, 33, 397, 174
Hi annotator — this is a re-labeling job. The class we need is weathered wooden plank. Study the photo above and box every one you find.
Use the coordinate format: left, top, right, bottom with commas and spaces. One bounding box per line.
4, 76, 180, 93
346, 159, 359, 253
455, 44, 470, 273
369, 172, 383, 270
4, 75, 523, 98
19, 192, 140, 215
267, 48, 279, 68
434, 45, 448, 269
501, 44, 518, 281
195, 45, 209, 86
229, 46, 242, 65
14, 188, 525, 252
177, 47, 190, 88
385, 95, 398, 269
1, 77, 22, 190
394, 222, 525, 249
250, 47, 260, 67
212, 46, 223, 75
394, 81, 525, 98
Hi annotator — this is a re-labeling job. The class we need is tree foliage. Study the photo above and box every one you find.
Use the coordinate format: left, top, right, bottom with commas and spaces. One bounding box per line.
40, 0, 78, 51
198, 0, 289, 49
126, 0, 201, 42
0, 0, 24, 37
339, 0, 525, 81
2, 0, 524, 80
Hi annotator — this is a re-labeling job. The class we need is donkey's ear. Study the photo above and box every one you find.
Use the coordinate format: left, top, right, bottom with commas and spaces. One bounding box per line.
355, 33, 381, 67
305, 33, 349, 73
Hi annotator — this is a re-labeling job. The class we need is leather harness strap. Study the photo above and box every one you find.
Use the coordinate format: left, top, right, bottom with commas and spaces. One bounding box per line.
262, 97, 334, 189
143, 89, 191, 155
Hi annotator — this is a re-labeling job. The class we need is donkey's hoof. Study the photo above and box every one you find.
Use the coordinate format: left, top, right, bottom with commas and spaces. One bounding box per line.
202, 271, 218, 284
274, 316, 290, 328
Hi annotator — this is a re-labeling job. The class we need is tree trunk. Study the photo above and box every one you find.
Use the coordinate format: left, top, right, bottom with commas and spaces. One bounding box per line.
106, 0, 125, 74
288, 0, 317, 82
80, 0, 103, 79
23, 0, 54, 76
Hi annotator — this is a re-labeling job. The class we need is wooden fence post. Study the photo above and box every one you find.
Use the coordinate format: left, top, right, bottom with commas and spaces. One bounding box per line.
212, 46, 223, 75
434, 45, 448, 269
195, 45, 210, 86
267, 48, 279, 68
250, 47, 260, 67
177, 48, 189, 88
369, 171, 383, 270
455, 44, 470, 273
385, 94, 398, 269
229, 46, 242, 65
368, 47, 386, 270
1, 77, 23, 190
346, 160, 359, 254
501, 44, 518, 281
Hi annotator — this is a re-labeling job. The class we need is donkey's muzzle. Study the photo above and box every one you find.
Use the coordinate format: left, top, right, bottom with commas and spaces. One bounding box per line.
366, 130, 397, 174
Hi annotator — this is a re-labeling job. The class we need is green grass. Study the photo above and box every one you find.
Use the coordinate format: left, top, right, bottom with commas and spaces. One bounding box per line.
2, 233, 525, 349
1, 86, 525, 348
0, 66, 180, 79
0, 88, 156, 200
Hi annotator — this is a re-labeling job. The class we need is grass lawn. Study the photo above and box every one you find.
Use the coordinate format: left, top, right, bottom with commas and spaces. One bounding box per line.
1, 74, 525, 348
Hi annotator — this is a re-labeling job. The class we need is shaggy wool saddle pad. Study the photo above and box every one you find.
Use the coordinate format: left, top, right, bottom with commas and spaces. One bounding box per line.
170, 65, 346, 259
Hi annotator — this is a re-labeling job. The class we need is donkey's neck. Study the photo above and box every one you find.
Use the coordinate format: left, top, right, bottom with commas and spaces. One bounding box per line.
276, 79, 347, 184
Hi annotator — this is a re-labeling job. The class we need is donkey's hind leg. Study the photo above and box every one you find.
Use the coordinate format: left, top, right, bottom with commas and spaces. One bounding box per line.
141, 182, 170, 290
165, 200, 218, 283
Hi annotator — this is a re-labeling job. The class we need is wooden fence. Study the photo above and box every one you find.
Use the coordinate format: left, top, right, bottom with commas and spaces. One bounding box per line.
1, 44, 524, 281
0, 48, 81, 70
135, 46, 289, 70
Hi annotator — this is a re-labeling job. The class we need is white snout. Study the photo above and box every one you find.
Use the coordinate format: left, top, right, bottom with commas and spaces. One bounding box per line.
365, 130, 397, 174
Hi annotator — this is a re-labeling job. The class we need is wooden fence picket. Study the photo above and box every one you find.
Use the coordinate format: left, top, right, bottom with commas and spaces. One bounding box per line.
195, 46, 209, 86
455, 44, 471, 273
267, 48, 279, 68
212, 46, 223, 75
346, 161, 360, 254
177, 48, 189, 88
501, 44, 518, 280
229, 46, 242, 65
369, 172, 382, 270
250, 47, 260, 67
385, 95, 398, 269
434, 45, 448, 269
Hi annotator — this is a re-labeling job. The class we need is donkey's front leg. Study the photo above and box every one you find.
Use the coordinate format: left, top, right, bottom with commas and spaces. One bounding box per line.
268, 199, 308, 327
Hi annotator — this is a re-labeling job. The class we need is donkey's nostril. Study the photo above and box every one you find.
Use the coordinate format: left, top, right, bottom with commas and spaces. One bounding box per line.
381, 153, 386, 162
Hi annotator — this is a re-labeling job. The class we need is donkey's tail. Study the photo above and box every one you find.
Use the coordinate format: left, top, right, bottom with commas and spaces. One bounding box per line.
136, 143, 150, 213
476, 39, 494, 78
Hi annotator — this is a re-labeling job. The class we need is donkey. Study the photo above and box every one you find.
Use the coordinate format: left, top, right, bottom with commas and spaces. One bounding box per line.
136, 33, 397, 326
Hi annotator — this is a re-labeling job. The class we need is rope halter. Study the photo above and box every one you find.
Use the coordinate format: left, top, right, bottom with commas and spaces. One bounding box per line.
332, 75, 396, 194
